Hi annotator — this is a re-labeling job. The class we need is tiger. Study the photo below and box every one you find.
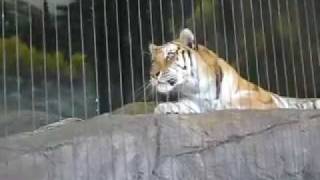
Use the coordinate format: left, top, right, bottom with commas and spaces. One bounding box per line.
149, 28, 320, 114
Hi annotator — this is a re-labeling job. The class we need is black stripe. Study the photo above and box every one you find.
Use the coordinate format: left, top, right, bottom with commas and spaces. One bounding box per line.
216, 66, 223, 99
187, 50, 193, 67
176, 47, 180, 53
181, 50, 187, 70
187, 50, 194, 76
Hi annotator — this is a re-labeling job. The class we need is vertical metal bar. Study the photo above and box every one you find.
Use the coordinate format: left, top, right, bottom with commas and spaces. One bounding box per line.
45, 51, 50, 179
171, 0, 182, 106
79, 0, 88, 119
200, 0, 207, 46
115, 0, 124, 109
240, 0, 251, 108
1, 0, 7, 133
159, 0, 165, 43
231, 0, 240, 72
15, 0, 21, 117
41, 0, 49, 123
126, 0, 135, 106
211, 0, 218, 54
293, 0, 308, 98
54, 3, 62, 120
149, 0, 158, 105
179, 0, 185, 28
138, 0, 147, 112
220, 0, 232, 106
159, 0, 168, 104
170, 0, 176, 38
103, 0, 112, 113
239, 0, 251, 107
28, 3, 35, 130
311, 0, 320, 66
303, 0, 317, 98
220, 0, 229, 61
240, 0, 250, 81
67, 4, 75, 117
211, 0, 225, 106
277, 0, 289, 96
249, 0, 261, 87
191, 0, 202, 111
285, 0, 298, 97
92, 0, 100, 115
149, 0, 154, 44
175, 0, 182, 105
267, 0, 280, 94
259, 0, 270, 91
191, 0, 196, 41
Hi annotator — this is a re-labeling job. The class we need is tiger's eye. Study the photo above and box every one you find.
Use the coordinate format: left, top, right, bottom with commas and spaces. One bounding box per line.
167, 52, 176, 61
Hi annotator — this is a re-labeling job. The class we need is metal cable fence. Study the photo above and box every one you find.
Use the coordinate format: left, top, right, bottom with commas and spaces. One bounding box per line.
0, 0, 319, 136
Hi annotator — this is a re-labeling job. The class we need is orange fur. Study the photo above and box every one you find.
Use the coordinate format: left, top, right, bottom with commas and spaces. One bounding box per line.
196, 44, 278, 109
150, 41, 279, 109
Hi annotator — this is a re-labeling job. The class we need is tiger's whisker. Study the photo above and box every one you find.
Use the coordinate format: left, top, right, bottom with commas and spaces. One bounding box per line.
134, 83, 152, 100
135, 82, 151, 95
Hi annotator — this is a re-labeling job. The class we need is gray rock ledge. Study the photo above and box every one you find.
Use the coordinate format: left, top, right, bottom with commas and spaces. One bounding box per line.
0, 110, 320, 180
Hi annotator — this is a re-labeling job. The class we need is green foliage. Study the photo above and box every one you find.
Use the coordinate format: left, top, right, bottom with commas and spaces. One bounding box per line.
0, 36, 85, 79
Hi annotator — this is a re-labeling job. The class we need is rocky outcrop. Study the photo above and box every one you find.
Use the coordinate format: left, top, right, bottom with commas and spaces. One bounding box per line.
0, 110, 320, 180
0, 110, 60, 136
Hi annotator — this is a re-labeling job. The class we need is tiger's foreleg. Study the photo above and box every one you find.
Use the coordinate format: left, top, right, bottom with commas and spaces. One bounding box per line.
154, 99, 201, 114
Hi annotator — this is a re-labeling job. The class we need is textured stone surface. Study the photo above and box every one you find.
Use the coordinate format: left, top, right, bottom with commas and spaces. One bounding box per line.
0, 110, 320, 180
0, 110, 60, 137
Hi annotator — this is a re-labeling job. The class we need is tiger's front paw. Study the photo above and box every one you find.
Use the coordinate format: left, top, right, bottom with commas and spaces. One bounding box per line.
154, 103, 180, 114
154, 101, 201, 114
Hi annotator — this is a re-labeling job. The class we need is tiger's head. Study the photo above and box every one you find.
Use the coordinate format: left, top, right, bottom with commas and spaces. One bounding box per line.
149, 28, 204, 94
149, 28, 220, 94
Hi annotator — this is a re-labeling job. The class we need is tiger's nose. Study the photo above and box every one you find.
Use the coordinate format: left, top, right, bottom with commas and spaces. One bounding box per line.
151, 71, 161, 79
167, 79, 177, 86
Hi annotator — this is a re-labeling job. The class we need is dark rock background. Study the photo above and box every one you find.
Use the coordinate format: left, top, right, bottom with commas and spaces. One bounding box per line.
1, 110, 320, 180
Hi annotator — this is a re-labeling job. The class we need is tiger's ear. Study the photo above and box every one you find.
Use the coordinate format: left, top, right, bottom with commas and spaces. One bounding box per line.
179, 28, 195, 49
149, 43, 161, 61
149, 43, 160, 53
